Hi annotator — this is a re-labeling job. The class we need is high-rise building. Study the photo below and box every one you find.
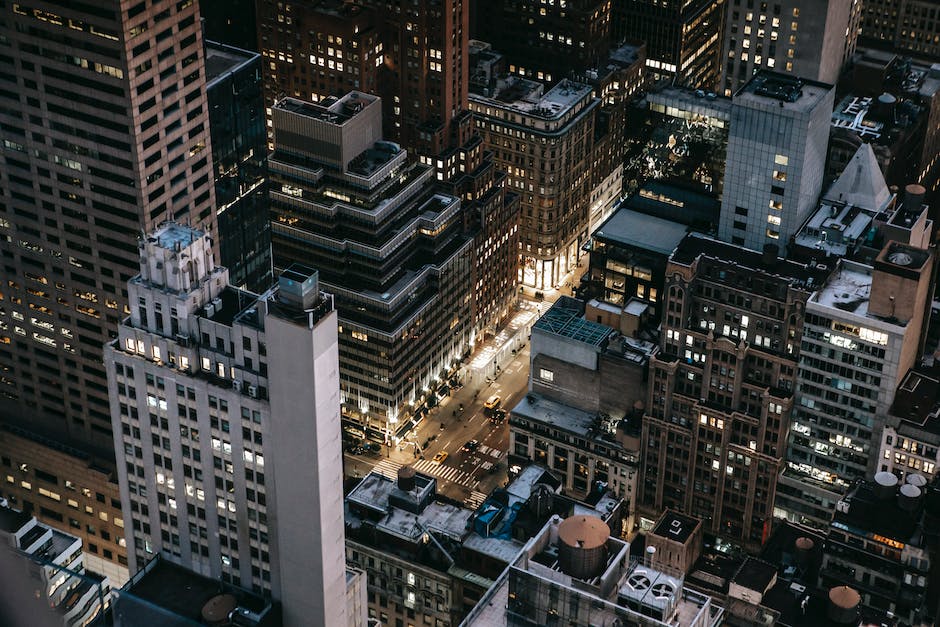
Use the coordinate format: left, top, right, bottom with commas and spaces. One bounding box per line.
775, 242, 934, 529
639, 233, 830, 549
720, 0, 862, 96
612, 0, 725, 90
861, 0, 940, 61
718, 71, 834, 251
205, 42, 273, 293
267, 93, 471, 436
0, 0, 217, 453
879, 369, 940, 481
471, 0, 612, 83
256, 0, 470, 158
105, 224, 349, 626
468, 77, 599, 289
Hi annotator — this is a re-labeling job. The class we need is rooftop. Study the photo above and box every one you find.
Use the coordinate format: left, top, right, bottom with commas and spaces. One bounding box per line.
120, 556, 274, 625
204, 41, 257, 85
593, 207, 688, 256
812, 262, 874, 317
832, 479, 927, 545
651, 510, 699, 545
672, 233, 830, 288
483, 77, 593, 119
150, 223, 203, 252
273, 91, 378, 125
890, 369, 940, 438
793, 200, 877, 258
735, 71, 832, 113
0, 506, 31, 534
200, 285, 262, 329
731, 558, 777, 594
533, 299, 613, 348
511, 393, 598, 438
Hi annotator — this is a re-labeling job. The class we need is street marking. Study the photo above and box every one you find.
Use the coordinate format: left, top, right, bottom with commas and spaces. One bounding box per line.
371, 459, 403, 480
490, 449, 502, 459
465, 490, 488, 509
481, 461, 493, 470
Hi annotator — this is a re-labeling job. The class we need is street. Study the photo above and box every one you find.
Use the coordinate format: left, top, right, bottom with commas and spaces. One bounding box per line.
342, 337, 532, 509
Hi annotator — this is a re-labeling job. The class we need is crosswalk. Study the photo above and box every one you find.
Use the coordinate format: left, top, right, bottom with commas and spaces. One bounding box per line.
477, 444, 502, 458
465, 490, 488, 510
367, 457, 481, 491
412, 458, 478, 488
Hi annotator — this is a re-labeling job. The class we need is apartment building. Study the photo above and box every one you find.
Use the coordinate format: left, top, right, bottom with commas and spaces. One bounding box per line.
640, 233, 830, 549
861, 0, 940, 61
106, 223, 349, 626
879, 369, 940, 481
721, 0, 862, 95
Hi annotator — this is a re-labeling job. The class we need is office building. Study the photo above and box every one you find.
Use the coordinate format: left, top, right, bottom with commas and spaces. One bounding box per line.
879, 369, 940, 481
820, 474, 935, 625
257, 0, 470, 158
267, 92, 471, 437
0, 0, 217, 453
462, 514, 724, 627
469, 77, 598, 289
106, 223, 350, 626
1, 506, 111, 627
471, 0, 612, 83
720, 0, 862, 95
613, 0, 725, 90
0, 426, 127, 585
640, 233, 830, 549
718, 71, 835, 251
775, 241, 934, 530
205, 42, 272, 293
861, 0, 940, 61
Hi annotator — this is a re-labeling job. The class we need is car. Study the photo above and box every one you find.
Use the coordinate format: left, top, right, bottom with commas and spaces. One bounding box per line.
346, 445, 365, 455
433, 451, 448, 464
361, 442, 381, 453
484, 395, 501, 411
461, 439, 480, 453
490, 408, 507, 424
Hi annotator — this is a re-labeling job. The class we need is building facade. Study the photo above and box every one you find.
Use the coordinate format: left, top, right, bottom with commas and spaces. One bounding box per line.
267, 92, 472, 436
106, 223, 348, 626
777, 243, 934, 529
721, 0, 862, 95
718, 71, 835, 251
205, 42, 272, 293
469, 78, 598, 289
613, 0, 725, 90
0, 0, 217, 452
879, 369, 940, 481
640, 234, 829, 549
861, 0, 940, 61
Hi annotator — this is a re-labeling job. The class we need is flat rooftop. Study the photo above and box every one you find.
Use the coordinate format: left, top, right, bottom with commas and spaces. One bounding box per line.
890, 369, 940, 438
204, 41, 257, 85
151, 223, 202, 252
651, 510, 699, 545
122, 557, 271, 623
731, 558, 777, 594
274, 91, 378, 125
794, 201, 877, 258
510, 393, 598, 438
594, 207, 688, 256
0, 507, 30, 533
812, 263, 873, 317
485, 77, 593, 118
533, 300, 612, 348
735, 71, 832, 113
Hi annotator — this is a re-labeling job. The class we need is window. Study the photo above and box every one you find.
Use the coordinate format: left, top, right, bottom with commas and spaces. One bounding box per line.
539, 369, 554, 383
774, 154, 788, 166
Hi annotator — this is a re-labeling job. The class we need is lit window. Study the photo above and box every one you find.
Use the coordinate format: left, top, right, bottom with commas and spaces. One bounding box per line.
539, 368, 554, 383
767, 214, 781, 226
774, 154, 789, 166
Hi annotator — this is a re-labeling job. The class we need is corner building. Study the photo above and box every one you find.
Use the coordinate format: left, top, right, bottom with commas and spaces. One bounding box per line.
639, 234, 829, 549
268, 92, 471, 433
106, 224, 349, 626
0, 0, 216, 452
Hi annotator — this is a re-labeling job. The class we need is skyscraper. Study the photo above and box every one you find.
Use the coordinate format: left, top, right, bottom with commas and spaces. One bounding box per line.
720, 0, 862, 95
860, 0, 940, 61
0, 0, 217, 452
718, 71, 834, 251
106, 223, 349, 625
205, 42, 272, 293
